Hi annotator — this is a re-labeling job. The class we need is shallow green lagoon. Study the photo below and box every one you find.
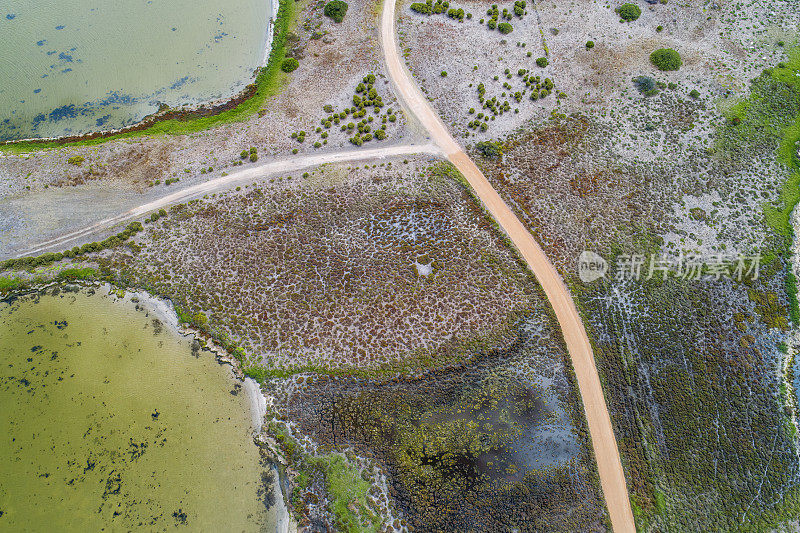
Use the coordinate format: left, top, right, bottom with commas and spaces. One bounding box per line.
0, 287, 278, 531
0, 0, 271, 141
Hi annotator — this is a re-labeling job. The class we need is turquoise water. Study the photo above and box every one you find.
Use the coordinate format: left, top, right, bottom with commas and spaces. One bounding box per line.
0, 0, 271, 141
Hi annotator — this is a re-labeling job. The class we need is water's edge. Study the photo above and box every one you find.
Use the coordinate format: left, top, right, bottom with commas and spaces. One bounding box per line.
1, 0, 280, 146
0, 281, 296, 532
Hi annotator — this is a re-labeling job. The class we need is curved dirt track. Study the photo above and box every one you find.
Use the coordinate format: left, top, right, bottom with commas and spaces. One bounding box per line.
379, 3, 635, 532
16, 143, 440, 257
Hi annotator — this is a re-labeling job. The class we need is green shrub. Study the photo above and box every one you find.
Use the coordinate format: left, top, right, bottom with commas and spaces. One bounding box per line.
656, 25, 663, 32
689, 89, 700, 99
650, 48, 682, 70
536, 57, 549, 67
616, 3, 641, 21
411, 2, 431, 13
487, 19, 497, 29
476, 141, 502, 158
57, 267, 96, 281
633, 75, 658, 96
586, 40, 594, 49
447, 7, 465, 20
67, 155, 85, 166
498, 22, 513, 34
250, 153, 258, 162
281, 57, 299, 72
323, 0, 348, 22
441, 71, 447, 77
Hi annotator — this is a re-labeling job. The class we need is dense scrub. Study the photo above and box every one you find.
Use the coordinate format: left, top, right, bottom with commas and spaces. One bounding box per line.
99, 162, 539, 373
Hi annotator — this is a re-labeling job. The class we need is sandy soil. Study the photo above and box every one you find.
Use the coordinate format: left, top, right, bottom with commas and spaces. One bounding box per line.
1, 144, 439, 258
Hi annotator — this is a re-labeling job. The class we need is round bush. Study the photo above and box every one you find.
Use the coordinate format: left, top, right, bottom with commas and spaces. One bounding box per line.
617, 3, 641, 21
324, 0, 349, 22
586, 40, 594, 49
281, 57, 299, 72
650, 48, 682, 70
498, 22, 513, 34
535, 57, 549, 68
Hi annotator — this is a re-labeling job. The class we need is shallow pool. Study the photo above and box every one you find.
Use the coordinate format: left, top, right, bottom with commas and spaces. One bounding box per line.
0, 0, 271, 141
0, 286, 279, 530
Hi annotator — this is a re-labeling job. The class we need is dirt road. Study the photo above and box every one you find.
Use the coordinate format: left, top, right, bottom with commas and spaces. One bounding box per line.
379, 3, 636, 531
14, 143, 440, 257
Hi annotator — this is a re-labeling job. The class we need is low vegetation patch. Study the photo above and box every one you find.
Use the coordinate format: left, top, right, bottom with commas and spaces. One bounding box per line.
616, 3, 641, 21
650, 48, 682, 71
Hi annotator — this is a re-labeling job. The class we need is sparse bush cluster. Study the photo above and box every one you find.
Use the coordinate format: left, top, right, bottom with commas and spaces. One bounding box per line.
411, 0, 449, 15
284, 74, 399, 151
468, 68, 556, 133
483, 3, 523, 31
447, 6, 465, 20
146, 209, 168, 223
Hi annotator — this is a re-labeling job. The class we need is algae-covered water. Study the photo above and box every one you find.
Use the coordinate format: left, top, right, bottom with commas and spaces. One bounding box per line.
0, 286, 278, 531
0, 0, 271, 141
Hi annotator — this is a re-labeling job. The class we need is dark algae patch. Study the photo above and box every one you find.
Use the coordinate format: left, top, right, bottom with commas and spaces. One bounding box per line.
273, 316, 607, 531
0, 287, 278, 530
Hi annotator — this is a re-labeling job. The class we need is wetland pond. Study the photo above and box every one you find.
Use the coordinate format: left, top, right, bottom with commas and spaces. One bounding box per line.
0, 0, 272, 141
0, 286, 284, 531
